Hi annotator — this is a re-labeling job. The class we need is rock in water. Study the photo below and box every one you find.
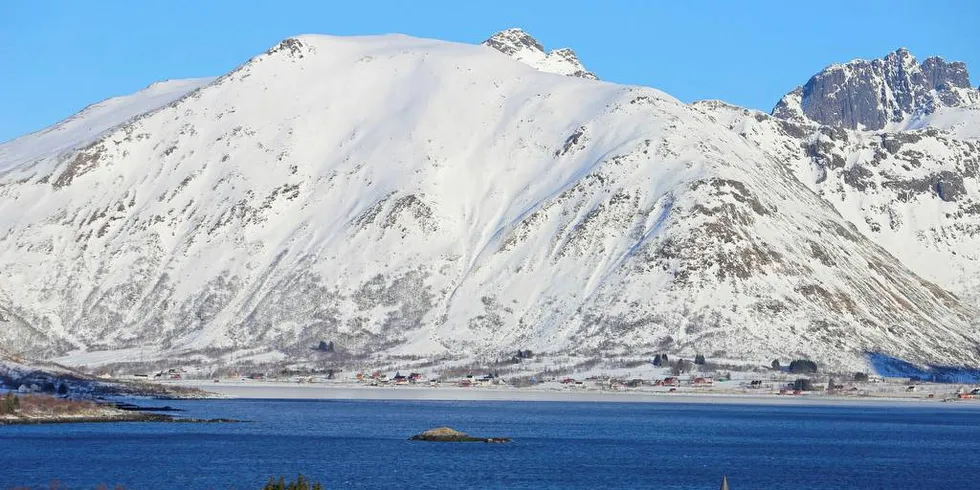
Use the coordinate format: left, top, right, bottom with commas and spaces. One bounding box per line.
410, 427, 511, 443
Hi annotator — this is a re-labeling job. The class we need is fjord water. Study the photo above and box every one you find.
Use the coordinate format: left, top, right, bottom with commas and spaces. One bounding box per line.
2, 399, 980, 489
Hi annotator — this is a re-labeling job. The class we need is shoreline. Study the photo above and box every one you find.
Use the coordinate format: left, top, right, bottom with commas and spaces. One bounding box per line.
171, 380, 980, 408
0, 413, 171, 425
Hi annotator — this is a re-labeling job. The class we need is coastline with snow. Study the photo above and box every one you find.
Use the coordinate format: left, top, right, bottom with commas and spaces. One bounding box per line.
169, 378, 980, 408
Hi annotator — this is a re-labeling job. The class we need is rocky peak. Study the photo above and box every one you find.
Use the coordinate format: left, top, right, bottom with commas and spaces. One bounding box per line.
482, 28, 598, 80
772, 48, 978, 130
482, 28, 545, 57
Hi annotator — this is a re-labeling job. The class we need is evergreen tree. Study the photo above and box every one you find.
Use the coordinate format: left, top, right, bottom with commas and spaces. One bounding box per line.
694, 354, 706, 365
788, 359, 818, 374
771, 359, 781, 370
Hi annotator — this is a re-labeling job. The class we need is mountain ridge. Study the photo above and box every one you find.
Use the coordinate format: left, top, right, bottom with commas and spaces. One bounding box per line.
772, 48, 979, 130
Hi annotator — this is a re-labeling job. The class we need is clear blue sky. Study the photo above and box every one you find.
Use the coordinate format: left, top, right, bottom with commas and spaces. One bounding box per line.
2, 0, 977, 143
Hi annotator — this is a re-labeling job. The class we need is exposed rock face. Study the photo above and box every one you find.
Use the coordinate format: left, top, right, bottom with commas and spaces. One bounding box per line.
482, 28, 598, 80
772, 49, 979, 130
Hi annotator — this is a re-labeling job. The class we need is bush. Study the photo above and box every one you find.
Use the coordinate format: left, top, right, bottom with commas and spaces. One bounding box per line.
788, 359, 818, 374
0, 393, 18, 415
263, 475, 323, 490
853, 372, 869, 382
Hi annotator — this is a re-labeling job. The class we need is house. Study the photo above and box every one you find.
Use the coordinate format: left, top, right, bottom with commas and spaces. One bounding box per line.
626, 379, 644, 388
662, 377, 679, 387
560, 378, 576, 385
692, 377, 713, 387
392, 373, 409, 385
458, 379, 473, 388
408, 373, 423, 383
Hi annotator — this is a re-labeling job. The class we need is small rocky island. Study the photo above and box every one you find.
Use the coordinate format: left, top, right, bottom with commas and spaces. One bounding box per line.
410, 427, 511, 443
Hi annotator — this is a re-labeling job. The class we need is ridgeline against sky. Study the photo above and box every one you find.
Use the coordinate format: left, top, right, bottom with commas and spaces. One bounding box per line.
1, 0, 977, 142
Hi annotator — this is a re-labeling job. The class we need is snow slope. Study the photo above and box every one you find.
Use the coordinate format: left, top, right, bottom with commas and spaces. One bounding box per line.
697, 99, 980, 305
0, 78, 215, 173
0, 33, 977, 371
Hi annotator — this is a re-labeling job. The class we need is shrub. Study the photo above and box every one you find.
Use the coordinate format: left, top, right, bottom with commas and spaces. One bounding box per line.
263, 475, 323, 490
1, 393, 19, 414
788, 359, 818, 374
853, 372, 869, 382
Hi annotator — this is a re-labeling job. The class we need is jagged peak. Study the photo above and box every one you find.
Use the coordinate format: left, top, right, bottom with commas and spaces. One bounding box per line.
482, 28, 545, 56
772, 47, 978, 130
482, 28, 598, 80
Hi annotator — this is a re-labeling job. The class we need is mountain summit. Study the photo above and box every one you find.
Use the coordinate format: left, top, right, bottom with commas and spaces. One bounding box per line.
772, 48, 979, 130
482, 28, 598, 80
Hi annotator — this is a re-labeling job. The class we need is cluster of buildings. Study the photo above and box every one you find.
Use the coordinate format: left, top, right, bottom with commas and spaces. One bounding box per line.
356, 371, 430, 386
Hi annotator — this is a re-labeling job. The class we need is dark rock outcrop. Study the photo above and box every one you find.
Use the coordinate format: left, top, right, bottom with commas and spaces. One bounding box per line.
772, 49, 979, 130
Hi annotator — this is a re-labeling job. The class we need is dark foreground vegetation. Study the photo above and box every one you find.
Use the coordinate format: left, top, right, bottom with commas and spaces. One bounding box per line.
263, 475, 325, 490
8, 475, 325, 490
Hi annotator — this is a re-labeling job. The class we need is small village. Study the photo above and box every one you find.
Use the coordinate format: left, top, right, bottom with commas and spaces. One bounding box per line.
127, 358, 980, 404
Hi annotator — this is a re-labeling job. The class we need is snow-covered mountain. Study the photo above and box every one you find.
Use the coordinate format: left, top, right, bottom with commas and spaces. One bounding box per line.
1, 32, 978, 371
697, 48, 980, 309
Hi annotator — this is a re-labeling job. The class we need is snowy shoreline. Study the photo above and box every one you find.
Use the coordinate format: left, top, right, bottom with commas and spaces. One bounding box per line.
170, 379, 980, 408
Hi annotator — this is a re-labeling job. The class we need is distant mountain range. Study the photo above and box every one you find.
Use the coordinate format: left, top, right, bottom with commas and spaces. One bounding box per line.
0, 29, 977, 372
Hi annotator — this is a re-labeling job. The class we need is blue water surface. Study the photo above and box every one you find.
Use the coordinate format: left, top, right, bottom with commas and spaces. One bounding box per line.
2, 398, 980, 489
